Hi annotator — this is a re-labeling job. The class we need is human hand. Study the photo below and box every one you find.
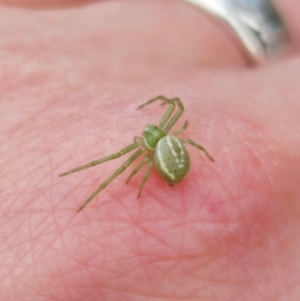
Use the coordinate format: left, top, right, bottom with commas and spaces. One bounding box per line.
1, 0, 300, 300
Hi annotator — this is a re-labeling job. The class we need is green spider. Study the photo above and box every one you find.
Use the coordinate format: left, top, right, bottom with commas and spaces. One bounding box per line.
59, 96, 214, 212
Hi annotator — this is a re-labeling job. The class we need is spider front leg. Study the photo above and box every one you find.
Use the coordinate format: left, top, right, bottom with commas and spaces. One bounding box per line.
77, 148, 144, 212
137, 95, 176, 129
171, 121, 188, 136
163, 97, 184, 133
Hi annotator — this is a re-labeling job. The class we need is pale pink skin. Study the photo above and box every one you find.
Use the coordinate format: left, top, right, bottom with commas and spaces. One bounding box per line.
1, 0, 300, 300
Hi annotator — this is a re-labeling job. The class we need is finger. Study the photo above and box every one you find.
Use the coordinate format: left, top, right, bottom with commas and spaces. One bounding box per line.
274, 0, 300, 48
0, 0, 247, 67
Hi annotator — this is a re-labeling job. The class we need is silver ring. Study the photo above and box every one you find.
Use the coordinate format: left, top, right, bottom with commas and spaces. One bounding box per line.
182, 0, 292, 65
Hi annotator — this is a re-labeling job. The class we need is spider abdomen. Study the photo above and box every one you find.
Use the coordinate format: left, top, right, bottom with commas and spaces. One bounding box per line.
154, 135, 190, 185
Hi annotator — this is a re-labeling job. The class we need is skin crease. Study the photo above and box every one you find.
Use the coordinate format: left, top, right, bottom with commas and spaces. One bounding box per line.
1, 0, 300, 300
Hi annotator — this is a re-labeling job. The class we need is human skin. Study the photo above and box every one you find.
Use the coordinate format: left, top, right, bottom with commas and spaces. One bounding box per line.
1, 0, 300, 300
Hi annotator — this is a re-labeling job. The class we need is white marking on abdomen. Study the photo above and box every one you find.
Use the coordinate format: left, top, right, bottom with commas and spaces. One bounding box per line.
173, 136, 185, 168
166, 136, 178, 158
157, 139, 175, 180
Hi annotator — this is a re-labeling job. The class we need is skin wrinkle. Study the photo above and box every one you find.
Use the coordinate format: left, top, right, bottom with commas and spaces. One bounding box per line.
9, 207, 89, 292
2, 105, 67, 189
231, 138, 272, 210
118, 263, 168, 296
237, 265, 284, 301
134, 231, 174, 256
241, 142, 277, 203
204, 172, 239, 225
206, 112, 282, 234
137, 250, 180, 283
155, 266, 186, 299
237, 251, 276, 298
144, 218, 191, 248
88, 275, 152, 301
177, 221, 192, 257
134, 226, 176, 257
120, 225, 210, 296
220, 147, 244, 208
101, 266, 149, 292
234, 226, 300, 300
149, 255, 213, 288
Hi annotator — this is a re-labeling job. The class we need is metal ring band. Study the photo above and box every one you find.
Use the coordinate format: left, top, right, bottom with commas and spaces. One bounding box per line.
182, 0, 292, 65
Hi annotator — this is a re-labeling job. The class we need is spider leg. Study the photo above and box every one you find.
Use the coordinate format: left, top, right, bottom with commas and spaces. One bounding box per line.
134, 136, 143, 143
59, 141, 141, 177
137, 160, 153, 198
181, 138, 214, 162
163, 97, 184, 133
171, 121, 188, 136
137, 95, 173, 109
77, 148, 144, 212
137, 95, 176, 129
126, 154, 149, 184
